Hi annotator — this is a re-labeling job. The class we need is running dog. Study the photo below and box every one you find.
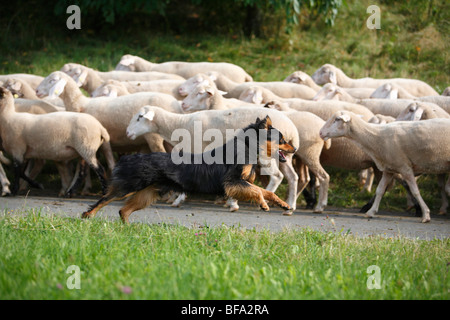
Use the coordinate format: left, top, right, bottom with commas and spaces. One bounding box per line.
82, 115, 296, 223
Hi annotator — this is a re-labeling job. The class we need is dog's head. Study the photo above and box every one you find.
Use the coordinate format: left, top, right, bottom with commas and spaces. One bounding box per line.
254, 115, 296, 162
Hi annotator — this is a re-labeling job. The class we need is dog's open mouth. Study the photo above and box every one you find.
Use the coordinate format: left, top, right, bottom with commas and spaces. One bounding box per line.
278, 150, 287, 162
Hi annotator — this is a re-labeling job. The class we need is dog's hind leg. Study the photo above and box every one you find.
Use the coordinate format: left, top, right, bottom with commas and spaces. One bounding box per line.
82, 185, 136, 219
118, 186, 160, 223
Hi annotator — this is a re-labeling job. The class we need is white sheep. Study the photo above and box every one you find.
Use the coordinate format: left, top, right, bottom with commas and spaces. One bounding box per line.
36, 71, 182, 153
311, 64, 439, 97
126, 105, 300, 214
2, 78, 65, 107
416, 96, 450, 114
115, 54, 253, 83
283, 110, 332, 212
359, 98, 449, 118
370, 83, 416, 99
0, 87, 114, 196
396, 102, 450, 214
284, 71, 322, 91
91, 79, 186, 100
179, 72, 317, 99
240, 85, 382, 196
320, 110, 450, 223
61, 63, 185, 95
0, 73, 44, 90
180, 81, 258, 112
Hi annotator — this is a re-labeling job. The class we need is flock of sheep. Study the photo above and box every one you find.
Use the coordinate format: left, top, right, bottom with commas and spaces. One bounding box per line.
0, 54, 449, 223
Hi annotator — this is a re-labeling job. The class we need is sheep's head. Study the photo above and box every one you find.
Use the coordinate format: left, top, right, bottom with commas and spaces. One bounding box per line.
115, 54, 136, 71
442, 87, 450, 96
320, 111, 353, 141
36, 72, 68, 98
0, 87, 14, 110
311, 64, 338, 85
3, 79, 24, 98
181, 83, 222, 113
61, 63, 89, 87
178, 73, 212, 97
313, 83, 341, 101
370, 83, 398, 99
126, 106, 159, 140
284, 71, 311, 86
396, 103, 424, 121
239, 86, 264, 104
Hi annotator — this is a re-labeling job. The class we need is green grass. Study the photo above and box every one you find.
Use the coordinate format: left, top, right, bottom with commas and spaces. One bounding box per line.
0, 210, 448, 300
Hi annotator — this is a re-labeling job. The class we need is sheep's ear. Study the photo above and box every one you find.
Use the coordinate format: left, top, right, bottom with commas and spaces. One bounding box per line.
388, 89, 398, 99
75, 70, 88, 87
207, 73, 217, 82
252, 90, 263, 104
413, 107, 424, 121
119, 57, 135, 66
143, 110, 155, 121
205, 86, 215, 96
49, 78, 67, 98
296, 73, 307, 82
10, 81, 22, 91
336, 113, 351, 123
107, 89, 118, 98
218, 90, 228, 96
329, 71, 337, 84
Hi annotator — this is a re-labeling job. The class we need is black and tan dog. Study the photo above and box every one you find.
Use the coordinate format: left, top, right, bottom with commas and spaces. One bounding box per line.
82, 115, 296, 223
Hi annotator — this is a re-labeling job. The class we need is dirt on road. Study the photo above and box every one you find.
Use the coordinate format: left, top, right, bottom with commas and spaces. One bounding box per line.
1, 194, 449, 240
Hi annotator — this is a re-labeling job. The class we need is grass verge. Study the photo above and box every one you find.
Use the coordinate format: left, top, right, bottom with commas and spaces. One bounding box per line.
0, 210, 448, 300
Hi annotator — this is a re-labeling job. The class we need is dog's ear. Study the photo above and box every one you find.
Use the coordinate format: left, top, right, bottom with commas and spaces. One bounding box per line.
265, 115, 272, 128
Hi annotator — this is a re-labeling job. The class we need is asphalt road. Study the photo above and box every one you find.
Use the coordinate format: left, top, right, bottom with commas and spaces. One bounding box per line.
1, 194, 449, 240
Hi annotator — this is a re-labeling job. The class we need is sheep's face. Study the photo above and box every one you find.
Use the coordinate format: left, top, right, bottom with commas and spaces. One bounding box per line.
36, 72, 67, 98
396, 103, 424, 121
313, 83, 338, 101
370, 83, 398, 99
311, 64, 337, 85
91, 84, 118, 98
178, 74, 210, 97
239, 87, 263, 104
181, 85, 215, 113
319, 112, 351, 141
4, 79, 23, 98
115, 55, 136, 71
126, 107, 158, 140
284, 71, 309, 85
61, 63, 88, 87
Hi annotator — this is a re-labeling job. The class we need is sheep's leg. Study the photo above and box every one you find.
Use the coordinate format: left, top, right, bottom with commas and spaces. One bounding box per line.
65, 160, 86, 198
0, 163, 11, 196
11, 160, 43, 195
53, 161, 72, 197
402, 173, 430, 223
262, 160, 284, 193
278, 154, 298, 212
365, 171, 394, 219
437, 174, 448, 215
308, 165, 330, 214
295, 162, 310, 199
